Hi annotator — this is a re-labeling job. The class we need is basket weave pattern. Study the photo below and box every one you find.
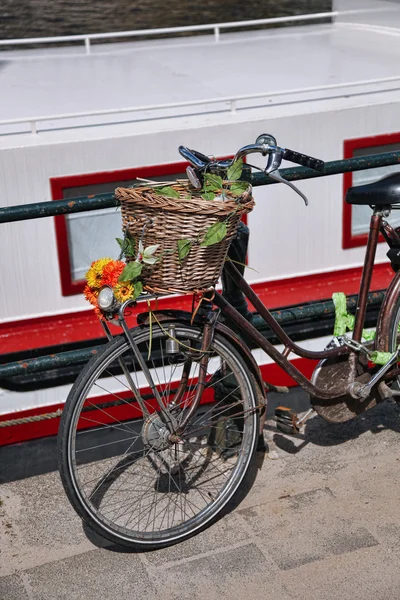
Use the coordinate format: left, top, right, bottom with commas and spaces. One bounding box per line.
116, 181, 254, 294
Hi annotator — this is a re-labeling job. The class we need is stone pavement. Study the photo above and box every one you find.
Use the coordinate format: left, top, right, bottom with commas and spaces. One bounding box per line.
1, 395, 400, 600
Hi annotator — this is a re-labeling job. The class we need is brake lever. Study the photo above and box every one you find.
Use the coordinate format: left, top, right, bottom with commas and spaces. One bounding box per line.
267, 169, 309, 206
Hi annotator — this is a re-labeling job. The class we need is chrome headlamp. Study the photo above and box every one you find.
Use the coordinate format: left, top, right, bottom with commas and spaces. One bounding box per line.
97, 286, 117, 312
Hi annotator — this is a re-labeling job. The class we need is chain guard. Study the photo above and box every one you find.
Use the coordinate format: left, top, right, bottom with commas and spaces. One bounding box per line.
310, 355, 380, 423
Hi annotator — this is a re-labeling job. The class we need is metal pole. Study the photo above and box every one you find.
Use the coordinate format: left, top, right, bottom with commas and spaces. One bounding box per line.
0, 289, 386, 379
1, 151, 400, 223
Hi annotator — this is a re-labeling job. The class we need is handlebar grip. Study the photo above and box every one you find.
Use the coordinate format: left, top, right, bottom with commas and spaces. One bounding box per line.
283, 148, 325, 172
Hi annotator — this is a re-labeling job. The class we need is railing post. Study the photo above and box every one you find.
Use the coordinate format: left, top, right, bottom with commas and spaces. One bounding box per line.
85, 37, 91, 54
230, 99, 237, 114
214, 26, 220, 43
30, 121, 37, 134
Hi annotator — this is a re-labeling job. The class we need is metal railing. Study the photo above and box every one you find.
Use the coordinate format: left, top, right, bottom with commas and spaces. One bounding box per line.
2, 150, 400, 224
0, 292, 385, 381
1, 149, 400, 382
2, 75, 400, 136
0, 9, 387, 53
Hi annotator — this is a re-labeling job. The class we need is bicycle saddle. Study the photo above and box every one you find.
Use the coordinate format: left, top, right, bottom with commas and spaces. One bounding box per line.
346, 172, 400, 206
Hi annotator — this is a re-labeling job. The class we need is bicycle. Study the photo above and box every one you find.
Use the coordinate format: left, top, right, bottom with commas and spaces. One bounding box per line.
58, 134, 400, 550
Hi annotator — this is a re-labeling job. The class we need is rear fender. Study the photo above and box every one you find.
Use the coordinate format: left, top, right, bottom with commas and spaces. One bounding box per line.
375, 270, 400, 351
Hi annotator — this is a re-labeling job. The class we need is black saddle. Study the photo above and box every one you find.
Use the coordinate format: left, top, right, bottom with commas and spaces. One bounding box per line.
346, 172, 400, 206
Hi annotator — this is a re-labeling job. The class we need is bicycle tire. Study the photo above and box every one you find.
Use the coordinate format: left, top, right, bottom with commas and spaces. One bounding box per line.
58, 322, 260, 550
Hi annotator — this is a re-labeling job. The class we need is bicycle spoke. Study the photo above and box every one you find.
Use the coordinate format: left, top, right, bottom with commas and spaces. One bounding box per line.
75, 434, 139, 454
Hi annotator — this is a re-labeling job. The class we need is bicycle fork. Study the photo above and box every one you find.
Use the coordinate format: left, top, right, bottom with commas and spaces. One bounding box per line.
115, 314, 213, 436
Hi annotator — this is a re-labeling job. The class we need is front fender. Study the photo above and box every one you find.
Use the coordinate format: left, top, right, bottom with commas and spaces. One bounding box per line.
136, 309, 266, 400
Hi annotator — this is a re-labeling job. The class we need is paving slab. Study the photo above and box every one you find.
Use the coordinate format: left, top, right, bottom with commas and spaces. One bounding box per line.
0, 470, 93, 577
239, 492, 379, 570
149, 543, 291, 600
281, 546, 400, 600
24, 548, 158, 600
143, 512, 252, 567
1, 396, 400, 599
0, 573, 29, 600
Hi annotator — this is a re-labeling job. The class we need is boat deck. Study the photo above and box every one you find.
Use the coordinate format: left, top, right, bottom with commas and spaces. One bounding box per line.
1, 9, 400, 143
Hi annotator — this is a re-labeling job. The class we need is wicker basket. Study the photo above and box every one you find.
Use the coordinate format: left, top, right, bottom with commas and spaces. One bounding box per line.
115, 180, 254, 294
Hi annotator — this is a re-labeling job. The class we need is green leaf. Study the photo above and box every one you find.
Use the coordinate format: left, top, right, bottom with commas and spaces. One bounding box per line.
202, 191, 216, 201
153, 186, 180, 199
125, 233, 136, 255
132, 281, 143, 300
227, 159, 243, 181
204, 173, 223, 192
119, 261, 143, 282
201, 222, 227, 247
229, 181, 249, 196
177, 239, 192, 262
116, 234, 136, 257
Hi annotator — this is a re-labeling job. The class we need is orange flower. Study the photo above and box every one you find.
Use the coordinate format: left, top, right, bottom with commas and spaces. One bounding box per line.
84, 285, 105, 321
114, 281, 134, 303
101, 260, 125, 288
86, 257, 113, 289
83, 285, 99, 307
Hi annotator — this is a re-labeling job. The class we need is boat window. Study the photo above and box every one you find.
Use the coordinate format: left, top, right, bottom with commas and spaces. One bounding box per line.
343, 133, 400, 249
51, 166, 186, 296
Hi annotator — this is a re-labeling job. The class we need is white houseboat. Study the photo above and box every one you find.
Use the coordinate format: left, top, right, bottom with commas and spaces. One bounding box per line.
1, 1, 400, 445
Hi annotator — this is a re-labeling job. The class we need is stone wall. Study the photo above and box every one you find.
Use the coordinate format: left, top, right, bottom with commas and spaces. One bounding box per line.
1, 1, 332, 40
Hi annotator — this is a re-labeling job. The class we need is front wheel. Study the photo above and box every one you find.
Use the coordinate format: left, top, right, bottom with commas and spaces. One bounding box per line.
58, 322, 260, 550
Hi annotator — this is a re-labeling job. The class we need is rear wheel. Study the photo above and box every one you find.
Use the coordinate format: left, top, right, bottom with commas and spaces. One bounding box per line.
58, 323, 260, 550
388, 297, 400, 354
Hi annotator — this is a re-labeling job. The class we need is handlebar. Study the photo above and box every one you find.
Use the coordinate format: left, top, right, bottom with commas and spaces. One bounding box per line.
179, 136, 325, 174
178, 134, 325, 206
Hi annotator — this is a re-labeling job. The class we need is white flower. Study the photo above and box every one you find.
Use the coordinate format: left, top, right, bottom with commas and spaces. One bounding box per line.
137, 240, 159, 265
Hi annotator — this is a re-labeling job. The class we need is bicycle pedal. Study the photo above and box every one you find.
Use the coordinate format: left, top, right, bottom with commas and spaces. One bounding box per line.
274, 406, 300, 435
